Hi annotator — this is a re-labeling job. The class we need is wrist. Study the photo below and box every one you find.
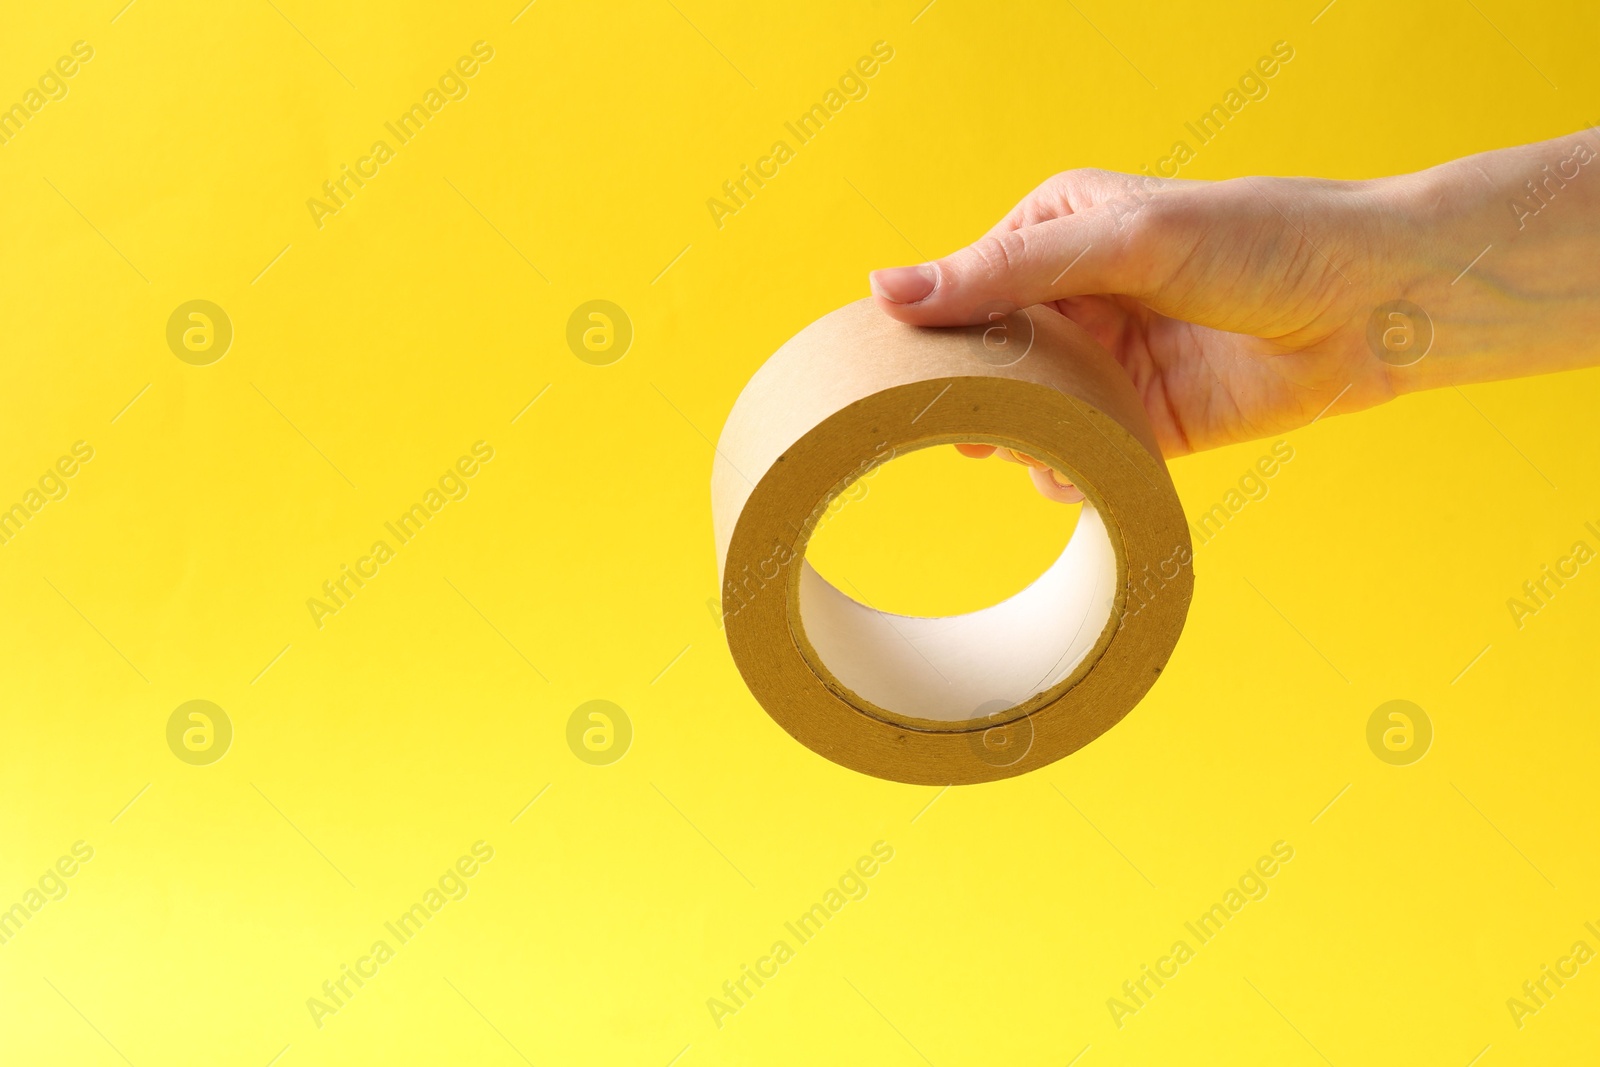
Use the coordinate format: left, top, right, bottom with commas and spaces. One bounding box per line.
1377, 132, 1600, 395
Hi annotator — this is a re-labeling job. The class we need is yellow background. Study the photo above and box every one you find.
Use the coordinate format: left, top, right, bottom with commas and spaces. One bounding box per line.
2, 0, 1598, 1063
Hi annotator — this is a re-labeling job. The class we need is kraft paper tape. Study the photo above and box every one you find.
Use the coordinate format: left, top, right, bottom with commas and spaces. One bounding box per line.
712, 298, 1193, 785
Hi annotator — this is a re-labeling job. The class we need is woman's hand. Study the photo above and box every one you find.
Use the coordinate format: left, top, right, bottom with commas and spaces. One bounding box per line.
868, 167, 1421, 495
870, 133, 1600, 501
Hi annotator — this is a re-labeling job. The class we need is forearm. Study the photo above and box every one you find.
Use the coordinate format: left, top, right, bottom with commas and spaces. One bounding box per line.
1382, 130, 1600, 394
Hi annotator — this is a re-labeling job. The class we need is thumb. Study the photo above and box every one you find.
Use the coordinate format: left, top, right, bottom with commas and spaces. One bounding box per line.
868, 205, 1170, 327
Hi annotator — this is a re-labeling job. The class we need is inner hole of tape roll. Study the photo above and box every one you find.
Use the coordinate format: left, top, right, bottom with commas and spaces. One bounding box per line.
796, 459, 1119, 724
806, 443, 1077, 616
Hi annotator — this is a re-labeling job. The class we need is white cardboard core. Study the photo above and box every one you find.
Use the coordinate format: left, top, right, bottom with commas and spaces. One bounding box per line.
797, 505, 1118, 722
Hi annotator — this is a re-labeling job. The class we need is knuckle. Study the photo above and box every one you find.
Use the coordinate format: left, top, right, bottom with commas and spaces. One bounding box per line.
965, 230, 1027, 279
1036, 167, 1168, 222
1036, 169, 1103, 213
1067, 166, 1115, 186
1050, 167, 1109, 191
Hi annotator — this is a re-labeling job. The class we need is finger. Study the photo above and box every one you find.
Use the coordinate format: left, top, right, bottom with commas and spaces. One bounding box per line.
954, 443, 997, 459
868, 199, 1188, 327
981, 169, 1190, 241
1004, 448, 1046, 469
1028, 465, 1086, 504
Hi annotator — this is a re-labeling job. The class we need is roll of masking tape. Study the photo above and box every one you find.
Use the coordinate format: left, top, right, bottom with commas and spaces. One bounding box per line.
712, 298, 1193, 785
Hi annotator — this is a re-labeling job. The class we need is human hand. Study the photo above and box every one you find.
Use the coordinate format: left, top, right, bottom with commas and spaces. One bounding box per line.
867, 167, 1421, 500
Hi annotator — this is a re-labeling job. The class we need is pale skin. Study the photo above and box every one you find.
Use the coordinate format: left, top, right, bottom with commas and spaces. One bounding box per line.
867, 131, 1600, 502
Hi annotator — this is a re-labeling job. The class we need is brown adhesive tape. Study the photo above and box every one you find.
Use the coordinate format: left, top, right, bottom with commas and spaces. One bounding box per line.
712, 299, 1193, 785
